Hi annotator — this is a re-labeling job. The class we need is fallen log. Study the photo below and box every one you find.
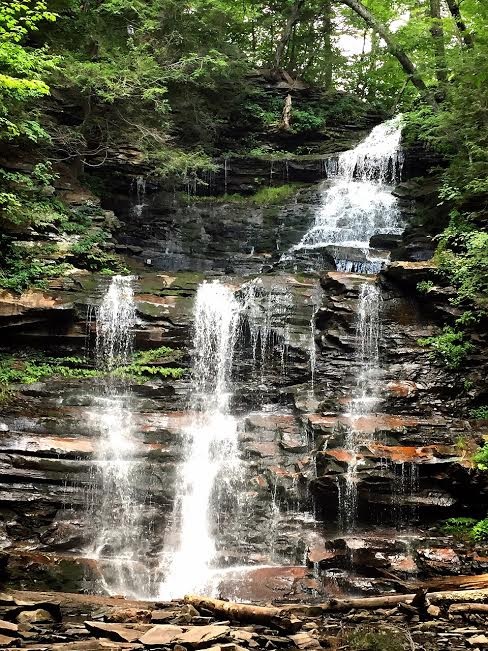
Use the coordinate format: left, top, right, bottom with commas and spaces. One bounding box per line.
187, 589, 488, 623
283, 588, 488, 615
420, 573, 488, 592
183, 595, 302, 632
448, 603, 488, 615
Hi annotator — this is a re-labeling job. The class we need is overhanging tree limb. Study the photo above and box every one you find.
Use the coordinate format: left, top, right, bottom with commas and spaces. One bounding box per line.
275, 0, 305, 69
337, 0, 429, 94
445, 0, 474, 48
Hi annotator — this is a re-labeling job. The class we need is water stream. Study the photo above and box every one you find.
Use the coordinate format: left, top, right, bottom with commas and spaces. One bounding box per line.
342, 281, 382, 531
86, 275, 151, 598
290, 116, 404, 272
86, 117, 405, 599
159, 281, 242, 599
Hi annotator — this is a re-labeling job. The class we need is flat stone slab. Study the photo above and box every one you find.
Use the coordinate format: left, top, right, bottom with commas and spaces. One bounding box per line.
85, 621, 142, 642
139, 624, 184, 646
175, 625, 231, 647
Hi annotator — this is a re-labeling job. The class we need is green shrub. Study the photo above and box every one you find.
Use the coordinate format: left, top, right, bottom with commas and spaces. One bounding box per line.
0, 355, 101, 399
472, 519, 488, 543
441, 517, 478, 537
132, 347, 179, 364
474, 443, 488, 470
441, 516, 488, 541
0, 238, 73, 293
417, 280, 434, 293
470, 406, 488, 420
69, 233, 125, 273
418, 326, 473, 368
116, 365, 185, 379
345, 626, 409, 651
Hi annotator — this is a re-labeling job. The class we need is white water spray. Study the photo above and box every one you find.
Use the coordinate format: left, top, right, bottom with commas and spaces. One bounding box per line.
159, 281, 241, 599
342, 281, 382, 531
291, 116, 404, 272
87, 276, 151, 598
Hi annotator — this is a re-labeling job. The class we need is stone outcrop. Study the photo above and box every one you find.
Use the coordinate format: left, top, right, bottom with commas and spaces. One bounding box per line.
0, 264, 487, 599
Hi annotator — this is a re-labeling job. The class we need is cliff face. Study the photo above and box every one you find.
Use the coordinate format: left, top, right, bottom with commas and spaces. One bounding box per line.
0, 110, 487, 603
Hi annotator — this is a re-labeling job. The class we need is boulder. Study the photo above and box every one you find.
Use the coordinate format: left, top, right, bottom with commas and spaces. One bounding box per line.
17, 608, 54, 624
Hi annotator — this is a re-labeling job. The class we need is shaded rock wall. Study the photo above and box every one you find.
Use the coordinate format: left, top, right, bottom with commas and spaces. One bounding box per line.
1, 261, 487, 597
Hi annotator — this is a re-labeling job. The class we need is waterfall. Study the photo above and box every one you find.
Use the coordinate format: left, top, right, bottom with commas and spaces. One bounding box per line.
87, 275, 150, 598
159, 280, 242, 599
131, 175, 146, 217
239, 279, 293, 377
341, 282, 382, 531
290, 116, 404, 272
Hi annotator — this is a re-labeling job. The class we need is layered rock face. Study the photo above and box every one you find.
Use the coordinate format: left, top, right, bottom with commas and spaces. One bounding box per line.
0, 120, 487, 604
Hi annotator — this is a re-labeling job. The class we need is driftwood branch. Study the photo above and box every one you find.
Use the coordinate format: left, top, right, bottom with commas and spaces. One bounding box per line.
184, 595, 302, 632
448, 603, 488, 615
186, 588, 488, 622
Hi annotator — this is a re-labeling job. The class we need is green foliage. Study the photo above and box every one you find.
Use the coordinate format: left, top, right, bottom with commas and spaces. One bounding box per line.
0, 237, 72, 293
417, 280, 434, 293
0, 354, 101, 400
470, 406, 488, 420
188, 183, 303, 205
418, 326, 474, 369
132, 347, 179, 364
116, 364, 185, 380
251, 184, 303, 205
441, 516, 488, 542
69, 232, 125, 273
441, 517, 478, 537
474, 443, 488, 471
117, 345, 185, 379
345, 626, 409, 651
0, 0, 57, 141
434, 213, 488, 310
472, 519, 488, 543
0, 347, 186, 402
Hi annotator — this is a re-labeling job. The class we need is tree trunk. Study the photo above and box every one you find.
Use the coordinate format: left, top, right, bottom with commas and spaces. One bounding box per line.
445, 0, 474, 47
281, 93, 293, 130
322, 0, 333, 89
430, 0, 448, 83
337, 0, 429, 94
275, 0, 305, 70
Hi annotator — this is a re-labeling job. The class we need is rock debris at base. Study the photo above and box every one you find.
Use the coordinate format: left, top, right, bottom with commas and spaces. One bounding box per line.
0, 590, 487, 650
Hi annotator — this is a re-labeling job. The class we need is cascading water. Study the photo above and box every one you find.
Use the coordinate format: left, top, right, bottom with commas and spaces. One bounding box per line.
341, 281, 382, 531
289, 116, 404, 273
159, 280, 242, 599
87, 275, 151, 598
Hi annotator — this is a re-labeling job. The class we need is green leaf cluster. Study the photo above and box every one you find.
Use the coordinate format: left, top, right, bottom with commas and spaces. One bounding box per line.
441, 516, 488, 543
418, 326, 474, 369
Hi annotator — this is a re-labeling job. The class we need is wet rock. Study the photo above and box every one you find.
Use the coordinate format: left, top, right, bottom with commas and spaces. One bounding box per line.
85, 621, 143, 642
369, 234, 403, 250
468, 634, 488, 647
289, 631, 321, 649
17, 608, 54, 624
175, 624, 231, 647
0, 620, 19, 636
139, 625, 184, 646
427, 605, 441, 617
150, 609, 180, 623
382, 260, 437, 287
0, 633, 17, 646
